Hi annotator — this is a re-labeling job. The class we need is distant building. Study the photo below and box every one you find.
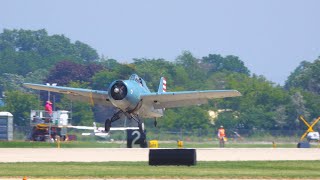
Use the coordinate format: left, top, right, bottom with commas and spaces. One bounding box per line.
0, 112, 13, 141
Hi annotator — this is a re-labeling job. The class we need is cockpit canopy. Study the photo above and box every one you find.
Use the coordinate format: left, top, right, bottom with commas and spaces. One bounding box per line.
129, 74, 143, 86
129, 74, 140, 81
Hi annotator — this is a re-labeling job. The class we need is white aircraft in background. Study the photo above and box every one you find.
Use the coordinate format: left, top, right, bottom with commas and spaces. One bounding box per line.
69, 122, 139, 139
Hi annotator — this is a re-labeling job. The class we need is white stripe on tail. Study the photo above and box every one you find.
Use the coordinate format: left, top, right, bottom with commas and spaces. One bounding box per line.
158, 77, 167, 93
162, 78, 166, 92
157, 77, 167, 111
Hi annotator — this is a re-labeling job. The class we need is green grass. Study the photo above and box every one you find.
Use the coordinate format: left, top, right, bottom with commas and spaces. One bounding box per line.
0, 141, 122, 148
1, 161, 320, 179
1, 140, 318, 148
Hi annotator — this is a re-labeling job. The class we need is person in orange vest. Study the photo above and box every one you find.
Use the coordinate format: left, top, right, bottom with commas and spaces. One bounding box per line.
217, 125, 226, 148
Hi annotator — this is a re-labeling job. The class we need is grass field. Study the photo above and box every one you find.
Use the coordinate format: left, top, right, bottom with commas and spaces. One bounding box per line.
0, 161, 320, 179
0, 140, 319, 148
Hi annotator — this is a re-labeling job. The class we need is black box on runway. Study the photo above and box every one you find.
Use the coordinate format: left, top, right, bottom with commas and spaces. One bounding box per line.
149, 149, 196, 166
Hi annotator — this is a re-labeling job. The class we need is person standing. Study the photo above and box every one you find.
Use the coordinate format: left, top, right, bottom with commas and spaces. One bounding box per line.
44, 101, 53, 122
218, 125, 226, 148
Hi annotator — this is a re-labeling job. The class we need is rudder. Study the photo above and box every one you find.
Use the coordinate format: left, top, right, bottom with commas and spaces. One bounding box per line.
157, 77, 166, 93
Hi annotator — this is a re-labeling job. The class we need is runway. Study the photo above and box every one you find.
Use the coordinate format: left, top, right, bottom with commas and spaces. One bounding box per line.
0, 148, 319, 162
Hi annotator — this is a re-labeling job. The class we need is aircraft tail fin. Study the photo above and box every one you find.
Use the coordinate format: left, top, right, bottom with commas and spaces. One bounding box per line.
157, 77, 167, 93
157, 77, 166, 113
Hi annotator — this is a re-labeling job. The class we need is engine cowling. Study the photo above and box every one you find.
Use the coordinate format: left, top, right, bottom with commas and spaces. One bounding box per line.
108, 80, 141, 112
110, 81, 127, 100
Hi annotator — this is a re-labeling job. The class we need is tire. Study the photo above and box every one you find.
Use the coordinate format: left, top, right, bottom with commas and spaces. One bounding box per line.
105, 119, 111, 133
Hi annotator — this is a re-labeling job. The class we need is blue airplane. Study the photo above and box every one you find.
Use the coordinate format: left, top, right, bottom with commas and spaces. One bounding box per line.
24, 74, 241, 144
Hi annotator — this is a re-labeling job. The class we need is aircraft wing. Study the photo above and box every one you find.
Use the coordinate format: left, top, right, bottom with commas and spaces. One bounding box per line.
23, 83, 111, 105
141, 90, 241, 109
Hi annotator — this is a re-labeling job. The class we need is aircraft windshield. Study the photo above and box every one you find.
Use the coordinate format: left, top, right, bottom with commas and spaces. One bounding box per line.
129, 74, 143, 86
129, 74, 139, 81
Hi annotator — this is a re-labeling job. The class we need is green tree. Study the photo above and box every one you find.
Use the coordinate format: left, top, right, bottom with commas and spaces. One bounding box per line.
134, 58, 175, 91
0, 29, 99, 77
62, 81, 94, 126
74, 41, 99, 62
223, 74, 291, 130
0, 73, 25, 93
285, 59, 320, 93
46, 61, 103, 86
0, 91, 38, 126
175, 51, 206, 89
92, 70, 119, 90
202, 54, 250, 76
24, 69, 49, 84
302, 91, 320, 118
160, 107, 210, 131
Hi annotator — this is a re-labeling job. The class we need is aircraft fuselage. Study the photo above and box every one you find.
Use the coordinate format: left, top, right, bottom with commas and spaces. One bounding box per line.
108, 75, 163, 118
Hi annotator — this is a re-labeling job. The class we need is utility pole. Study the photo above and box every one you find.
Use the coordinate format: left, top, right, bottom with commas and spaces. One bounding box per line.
46, 83, 57, 109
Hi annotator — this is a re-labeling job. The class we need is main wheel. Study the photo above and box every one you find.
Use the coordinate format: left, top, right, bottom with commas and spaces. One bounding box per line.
140, 139, 148, 148
105, 119, 111, 133
140, 131, 148, 148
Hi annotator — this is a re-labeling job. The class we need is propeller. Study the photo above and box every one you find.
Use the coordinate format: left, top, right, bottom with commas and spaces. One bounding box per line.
110, 81, 127, 100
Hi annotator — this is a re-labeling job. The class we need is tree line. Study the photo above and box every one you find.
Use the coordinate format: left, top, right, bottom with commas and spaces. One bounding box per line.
0, 29, 319, 133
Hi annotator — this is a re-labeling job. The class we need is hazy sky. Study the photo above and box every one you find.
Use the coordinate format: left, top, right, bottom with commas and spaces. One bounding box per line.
1, 0, 320, 85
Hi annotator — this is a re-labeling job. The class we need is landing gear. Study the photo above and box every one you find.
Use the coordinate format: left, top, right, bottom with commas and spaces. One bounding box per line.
104, 110, 148, 148
104, 110, 122, 133
104, 111, 145, 133
137, 120, 147, 148
125, 113, 144, 133
140, 131, 148, 148
138, 120, 145, 132
105, 119, 111, 133
135, 116, 147, 148
103, 111, 144, 131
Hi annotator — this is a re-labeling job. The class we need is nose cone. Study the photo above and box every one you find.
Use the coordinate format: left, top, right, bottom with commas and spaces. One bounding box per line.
114, 87, 120, 93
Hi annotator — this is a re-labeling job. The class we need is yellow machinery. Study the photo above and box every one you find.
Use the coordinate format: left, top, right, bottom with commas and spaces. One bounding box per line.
30, 110, 71, 142
299, 115, 320, 141
177, 140, 183, 148
149, 140, 159, 148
